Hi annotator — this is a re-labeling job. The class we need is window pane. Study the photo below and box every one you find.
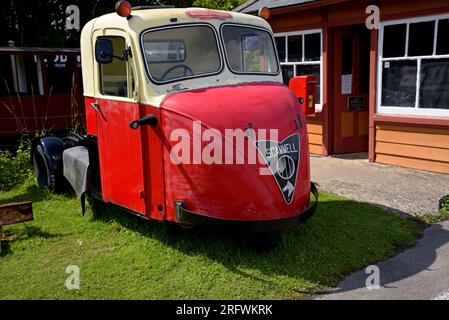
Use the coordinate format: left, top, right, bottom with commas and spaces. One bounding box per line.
304, 33, 320, 62
288, 35, 302, 62
281, 65, 294, 85
144, 41, 186, 63
45, 55, 75, 94
100, 37, 131, 97
381, 60, 417, 107
383, 24, 407, 58
419, 58, 449, 109
145, 26, 221, 82
437, 19, 449, 55
12, 55, 40, 96
0, 55, 14, 96
409, 21, 435, 56
342, 35, 353, 75
275, 37, 286, 62
296, 64, 321, 104
222, 25, 279, 74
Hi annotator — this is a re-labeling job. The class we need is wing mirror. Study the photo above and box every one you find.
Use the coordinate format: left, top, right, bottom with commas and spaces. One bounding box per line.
95, 38, 132, 64
95, 38, 114, 64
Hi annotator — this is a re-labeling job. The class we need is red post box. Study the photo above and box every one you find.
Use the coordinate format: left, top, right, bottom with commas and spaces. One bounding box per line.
288, 75, 317, 115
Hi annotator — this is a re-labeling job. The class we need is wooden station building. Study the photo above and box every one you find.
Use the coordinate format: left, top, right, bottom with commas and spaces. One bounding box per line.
236, 0, 449, 174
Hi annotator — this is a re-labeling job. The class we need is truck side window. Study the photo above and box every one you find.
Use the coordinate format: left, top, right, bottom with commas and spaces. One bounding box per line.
99, 36, 134, 98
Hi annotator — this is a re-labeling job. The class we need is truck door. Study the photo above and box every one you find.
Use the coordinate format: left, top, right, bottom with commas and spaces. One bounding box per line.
92, 31, 146, 215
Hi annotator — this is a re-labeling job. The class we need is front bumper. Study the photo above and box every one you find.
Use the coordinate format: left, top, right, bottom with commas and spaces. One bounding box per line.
175, 183, 318, 233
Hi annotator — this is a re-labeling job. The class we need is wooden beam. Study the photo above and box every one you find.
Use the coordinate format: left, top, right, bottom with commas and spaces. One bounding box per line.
368, 28, 378, 162
0, 202, 33, 227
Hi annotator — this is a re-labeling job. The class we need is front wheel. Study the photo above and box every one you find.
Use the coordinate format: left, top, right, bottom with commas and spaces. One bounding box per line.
246, 232, 282, 252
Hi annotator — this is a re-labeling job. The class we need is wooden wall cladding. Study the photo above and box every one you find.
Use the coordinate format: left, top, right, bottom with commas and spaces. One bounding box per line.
375, 124, 449, 174
306, 119, 323, 155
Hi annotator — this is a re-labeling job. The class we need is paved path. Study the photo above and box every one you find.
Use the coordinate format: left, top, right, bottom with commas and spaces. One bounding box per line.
311, 154, 449, 216
315, 221, 449, 300
310, 154, 449, 300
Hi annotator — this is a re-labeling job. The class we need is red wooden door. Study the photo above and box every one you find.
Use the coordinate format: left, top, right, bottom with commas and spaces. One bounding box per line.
333, 26, 370, 154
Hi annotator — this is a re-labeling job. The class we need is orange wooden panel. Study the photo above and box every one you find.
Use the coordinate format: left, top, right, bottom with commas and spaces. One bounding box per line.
376, 141, 449, 163
376, 154, 449, 174
376, 124, 449, 136
308, 133, 323, 145
376, 128, 449, 149
309, 144, 323, 155
340, 112, 354, 138
307, 123, 323, 135
358, 112, 369, 136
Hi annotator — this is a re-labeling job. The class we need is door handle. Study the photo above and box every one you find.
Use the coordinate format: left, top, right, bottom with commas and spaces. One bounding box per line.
90, 101, 99, 112
130, 115, 158, 129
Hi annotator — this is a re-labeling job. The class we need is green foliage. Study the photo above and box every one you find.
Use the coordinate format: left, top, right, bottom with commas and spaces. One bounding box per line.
0, 0, 197, 48
192, 0, 246, 10
440, 195, 449, 213
0, 145, 32, 191
0, 0, 250, 48
412, 195, 449, 224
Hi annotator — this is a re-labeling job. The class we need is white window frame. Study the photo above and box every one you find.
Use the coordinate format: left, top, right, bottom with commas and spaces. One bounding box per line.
377, 13, 449, 117
275, 29, 323, 111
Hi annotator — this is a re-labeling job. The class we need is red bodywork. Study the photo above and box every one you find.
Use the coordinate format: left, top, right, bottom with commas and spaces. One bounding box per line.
289, 75, 317, 116
85, 82, 311, 224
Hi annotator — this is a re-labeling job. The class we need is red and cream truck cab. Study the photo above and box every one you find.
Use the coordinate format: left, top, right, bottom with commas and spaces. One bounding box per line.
31, 2, 318, 246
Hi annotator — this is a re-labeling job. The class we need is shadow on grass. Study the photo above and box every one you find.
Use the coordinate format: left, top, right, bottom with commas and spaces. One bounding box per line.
0, 225, 62, 257
88, 196, 442, 296
0, 182, 76, 205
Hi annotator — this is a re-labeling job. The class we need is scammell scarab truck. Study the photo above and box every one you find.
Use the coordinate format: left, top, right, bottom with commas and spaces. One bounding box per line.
31, 1, 318, 247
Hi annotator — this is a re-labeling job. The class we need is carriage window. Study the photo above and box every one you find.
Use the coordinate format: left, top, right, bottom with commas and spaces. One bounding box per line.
45, 55, 75, 94
99, 36, 134, 98
0, 55, 40, 96
0, 55, 14, 96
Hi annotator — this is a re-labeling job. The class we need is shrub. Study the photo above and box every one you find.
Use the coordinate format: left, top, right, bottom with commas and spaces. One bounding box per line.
0, 145, 32, 191
439, 195, 449, 213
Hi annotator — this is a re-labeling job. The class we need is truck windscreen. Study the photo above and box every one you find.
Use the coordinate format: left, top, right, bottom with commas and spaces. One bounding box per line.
221, 25, 279, 75
142, 25, 222, 84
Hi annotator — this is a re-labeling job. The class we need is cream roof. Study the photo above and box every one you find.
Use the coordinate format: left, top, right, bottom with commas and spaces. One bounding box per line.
81, 7, 280, 106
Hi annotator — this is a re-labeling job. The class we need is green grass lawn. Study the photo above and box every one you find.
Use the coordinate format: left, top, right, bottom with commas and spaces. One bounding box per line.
0, 178, 421, 299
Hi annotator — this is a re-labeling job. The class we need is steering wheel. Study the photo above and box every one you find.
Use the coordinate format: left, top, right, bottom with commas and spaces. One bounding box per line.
160, 64, 194, 81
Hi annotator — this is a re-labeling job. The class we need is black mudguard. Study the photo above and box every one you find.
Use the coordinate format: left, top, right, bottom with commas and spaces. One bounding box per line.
31, 136, 65, 176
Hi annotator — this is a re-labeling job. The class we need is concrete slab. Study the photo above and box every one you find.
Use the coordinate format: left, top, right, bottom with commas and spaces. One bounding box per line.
315, 221, 449, 300
311, 154, 449, 300
311, 154, 449, 216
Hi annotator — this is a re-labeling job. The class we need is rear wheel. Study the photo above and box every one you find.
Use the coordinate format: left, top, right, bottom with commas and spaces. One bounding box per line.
32, 145, 56, 190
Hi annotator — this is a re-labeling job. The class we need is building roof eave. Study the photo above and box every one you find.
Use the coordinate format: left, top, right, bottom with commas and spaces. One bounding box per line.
235, 0, 354, 15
